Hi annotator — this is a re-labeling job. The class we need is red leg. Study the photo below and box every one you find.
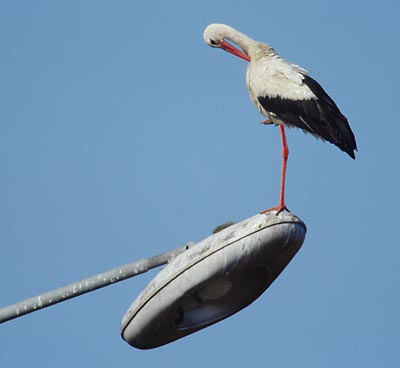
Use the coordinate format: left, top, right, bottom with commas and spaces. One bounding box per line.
278, 125, 289, 211
261, 125, 289, 214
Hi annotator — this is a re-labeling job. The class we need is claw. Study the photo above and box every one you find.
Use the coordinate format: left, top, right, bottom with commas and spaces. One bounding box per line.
260, 204, 289, 215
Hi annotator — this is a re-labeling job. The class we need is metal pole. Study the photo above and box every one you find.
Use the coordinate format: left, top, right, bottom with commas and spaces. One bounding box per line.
0, 242, 193, 324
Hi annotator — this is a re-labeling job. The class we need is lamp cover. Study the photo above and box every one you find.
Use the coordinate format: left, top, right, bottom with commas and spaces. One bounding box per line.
121, 211, 306, 349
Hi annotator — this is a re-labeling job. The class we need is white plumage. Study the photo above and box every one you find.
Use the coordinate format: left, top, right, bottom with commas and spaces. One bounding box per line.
203, 23, 357, 159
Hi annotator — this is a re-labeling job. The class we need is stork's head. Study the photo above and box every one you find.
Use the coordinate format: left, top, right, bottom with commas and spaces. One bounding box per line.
203, 23, 251, 62
203, 24, 225, 48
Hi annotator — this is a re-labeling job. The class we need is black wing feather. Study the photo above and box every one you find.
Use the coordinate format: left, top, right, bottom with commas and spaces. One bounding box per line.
258, 75, 357, 159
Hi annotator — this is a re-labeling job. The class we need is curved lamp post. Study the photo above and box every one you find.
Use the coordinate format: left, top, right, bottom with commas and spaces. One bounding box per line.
0, 210, 306, 349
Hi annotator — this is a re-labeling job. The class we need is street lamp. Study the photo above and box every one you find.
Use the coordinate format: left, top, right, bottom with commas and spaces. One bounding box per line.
0, 210, 306, 349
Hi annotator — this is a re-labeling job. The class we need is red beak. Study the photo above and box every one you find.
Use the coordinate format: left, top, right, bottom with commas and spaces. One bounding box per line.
220, 40, 250, 62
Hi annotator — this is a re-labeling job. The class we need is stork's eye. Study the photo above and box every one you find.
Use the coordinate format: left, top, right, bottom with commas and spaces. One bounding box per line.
209, 39, 218, 46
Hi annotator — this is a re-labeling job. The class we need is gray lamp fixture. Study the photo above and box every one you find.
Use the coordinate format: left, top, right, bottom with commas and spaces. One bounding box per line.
0, 210, 305, 350
121, 210, 306, 349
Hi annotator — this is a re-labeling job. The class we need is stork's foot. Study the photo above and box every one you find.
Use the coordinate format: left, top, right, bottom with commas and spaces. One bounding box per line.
260, 204, 289, 215
260, 119, 273, 125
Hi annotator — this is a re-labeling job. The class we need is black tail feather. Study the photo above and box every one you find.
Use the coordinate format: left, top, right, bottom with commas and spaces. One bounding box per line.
257, 75, 357, 158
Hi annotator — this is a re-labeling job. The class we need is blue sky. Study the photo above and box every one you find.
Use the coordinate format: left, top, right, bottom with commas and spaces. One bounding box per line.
1, 0, 399, 366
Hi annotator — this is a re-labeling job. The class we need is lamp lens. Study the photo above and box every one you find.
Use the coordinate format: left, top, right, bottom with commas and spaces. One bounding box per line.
174, 265, 269, 330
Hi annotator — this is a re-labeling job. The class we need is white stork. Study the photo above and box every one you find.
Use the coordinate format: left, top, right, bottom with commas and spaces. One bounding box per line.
203, 23, 357, 213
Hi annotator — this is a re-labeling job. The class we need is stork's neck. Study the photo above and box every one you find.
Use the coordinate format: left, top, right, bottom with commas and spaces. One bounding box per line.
218, 24, 255, 54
